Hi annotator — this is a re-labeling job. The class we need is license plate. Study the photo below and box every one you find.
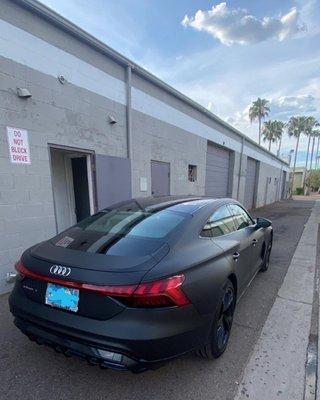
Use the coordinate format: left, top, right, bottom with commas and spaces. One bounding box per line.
45, 283, 79, 312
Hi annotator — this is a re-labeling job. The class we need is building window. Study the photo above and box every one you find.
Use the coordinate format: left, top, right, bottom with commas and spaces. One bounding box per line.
188, 164, 197, 182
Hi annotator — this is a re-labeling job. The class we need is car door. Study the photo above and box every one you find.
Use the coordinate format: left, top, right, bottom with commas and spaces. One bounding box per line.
228, 204, 264, 280
200, 205, 250, 294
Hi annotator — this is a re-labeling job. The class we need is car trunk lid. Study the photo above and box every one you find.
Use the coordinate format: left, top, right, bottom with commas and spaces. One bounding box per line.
18, 235, 169, 321
26, 238, 169, 284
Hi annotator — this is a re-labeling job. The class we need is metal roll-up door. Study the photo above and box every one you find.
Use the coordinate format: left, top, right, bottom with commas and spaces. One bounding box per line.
205, 143, 230, 198
244, 157, 257, 209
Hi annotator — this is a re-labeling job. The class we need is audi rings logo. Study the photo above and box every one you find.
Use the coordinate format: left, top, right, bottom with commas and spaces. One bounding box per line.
49, 265, 71, 277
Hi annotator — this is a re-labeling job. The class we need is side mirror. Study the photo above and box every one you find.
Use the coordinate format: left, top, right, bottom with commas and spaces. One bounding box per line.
256, 217, 272, 229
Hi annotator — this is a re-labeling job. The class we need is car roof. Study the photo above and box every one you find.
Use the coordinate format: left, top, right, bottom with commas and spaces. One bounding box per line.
107, 196, 237, 215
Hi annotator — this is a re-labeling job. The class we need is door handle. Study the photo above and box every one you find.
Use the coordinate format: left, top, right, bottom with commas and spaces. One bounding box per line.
233, 252, 240, 261
252, 239, 258, 246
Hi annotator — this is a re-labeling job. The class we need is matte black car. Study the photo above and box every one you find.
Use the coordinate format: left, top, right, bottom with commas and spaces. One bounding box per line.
9, 196, 273, 372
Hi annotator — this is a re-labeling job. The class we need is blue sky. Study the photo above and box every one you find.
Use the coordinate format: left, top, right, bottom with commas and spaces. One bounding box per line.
41, 0, 320, 164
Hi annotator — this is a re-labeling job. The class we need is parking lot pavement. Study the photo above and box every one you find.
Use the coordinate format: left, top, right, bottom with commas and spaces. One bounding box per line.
0, 199, 315, 400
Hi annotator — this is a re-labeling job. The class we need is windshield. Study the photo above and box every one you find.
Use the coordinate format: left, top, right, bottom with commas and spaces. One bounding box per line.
76, 207, 187, 239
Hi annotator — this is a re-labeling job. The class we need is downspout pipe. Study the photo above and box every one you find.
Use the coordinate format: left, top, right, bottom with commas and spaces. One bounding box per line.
237, 137, 245, 200
126, 65, 132, 159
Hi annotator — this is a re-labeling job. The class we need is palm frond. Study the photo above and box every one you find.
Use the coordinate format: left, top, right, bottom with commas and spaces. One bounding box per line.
248, 98, 270, 124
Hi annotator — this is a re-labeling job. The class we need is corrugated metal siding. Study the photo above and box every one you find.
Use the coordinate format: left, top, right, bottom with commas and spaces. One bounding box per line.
205, 144, 230, 198
244, 157, 257, 209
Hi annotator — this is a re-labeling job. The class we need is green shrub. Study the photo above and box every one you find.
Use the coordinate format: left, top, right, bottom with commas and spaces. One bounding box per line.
306, 170, 320, 191
295, 187, 304, 195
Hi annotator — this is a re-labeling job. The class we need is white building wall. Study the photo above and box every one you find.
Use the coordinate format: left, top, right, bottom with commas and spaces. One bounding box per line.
256, 162, 285, 208
0, 1, 289, 294
131, 110, 207, 197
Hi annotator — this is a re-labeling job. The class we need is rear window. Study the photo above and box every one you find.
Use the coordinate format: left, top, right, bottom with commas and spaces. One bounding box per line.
77, 208, 187, 239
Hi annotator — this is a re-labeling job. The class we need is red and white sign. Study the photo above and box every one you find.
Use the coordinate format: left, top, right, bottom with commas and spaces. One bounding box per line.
7, 127, 31, 164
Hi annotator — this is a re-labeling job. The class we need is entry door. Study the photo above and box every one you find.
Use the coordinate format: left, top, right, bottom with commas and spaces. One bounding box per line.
151, 161, 170, 196
71, 157, 91, 222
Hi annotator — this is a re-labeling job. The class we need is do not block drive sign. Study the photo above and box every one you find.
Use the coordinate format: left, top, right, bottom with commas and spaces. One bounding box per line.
7, 126, 31, 165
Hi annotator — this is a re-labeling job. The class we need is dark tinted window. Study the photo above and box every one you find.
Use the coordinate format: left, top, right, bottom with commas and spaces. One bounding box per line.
75, 208, 187, 239
201, 205, 236, 238
229, 204, 253, 230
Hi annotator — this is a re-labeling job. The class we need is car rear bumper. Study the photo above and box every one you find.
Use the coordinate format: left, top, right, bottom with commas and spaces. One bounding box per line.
9, 281, 212, 371
13, 316, 143, 371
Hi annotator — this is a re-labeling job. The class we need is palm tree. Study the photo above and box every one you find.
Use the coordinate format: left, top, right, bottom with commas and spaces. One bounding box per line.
275, 121, 286, 156
314, 131, 320, 168
287, 116, 307, 194
310, 129, 320, 170
249, 98, 270, 145
262, 120, 279, 151
304, 117, 317, 173
304, 133, 312, 173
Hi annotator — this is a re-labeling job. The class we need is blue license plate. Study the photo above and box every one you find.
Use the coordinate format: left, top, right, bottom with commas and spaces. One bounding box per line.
45, 283, 79, 312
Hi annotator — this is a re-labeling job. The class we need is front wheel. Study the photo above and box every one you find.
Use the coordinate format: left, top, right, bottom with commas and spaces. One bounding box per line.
198, 280, 236, 360
260, 238, 272, 272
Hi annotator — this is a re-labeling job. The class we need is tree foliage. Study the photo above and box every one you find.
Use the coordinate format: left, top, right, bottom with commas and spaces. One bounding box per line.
249, 98, 270, 144
262, 120, 285, 151
305, 116, 318, 136
287, 116, 308, 139
249, 98, 270, 124
306, 170, 320, 190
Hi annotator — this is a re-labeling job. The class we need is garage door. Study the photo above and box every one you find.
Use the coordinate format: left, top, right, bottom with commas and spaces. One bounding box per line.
205, 143, 230, 198
244, 157, 257, 209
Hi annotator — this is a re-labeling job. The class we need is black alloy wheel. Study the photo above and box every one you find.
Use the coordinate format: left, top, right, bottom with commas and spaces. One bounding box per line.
198, 280, 235, 359
216, 285, 234, 351
260, 239, 272, 272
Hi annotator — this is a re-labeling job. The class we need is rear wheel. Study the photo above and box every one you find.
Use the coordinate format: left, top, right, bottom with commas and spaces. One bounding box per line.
260, 238, 272, 272
198, 280, 235, 360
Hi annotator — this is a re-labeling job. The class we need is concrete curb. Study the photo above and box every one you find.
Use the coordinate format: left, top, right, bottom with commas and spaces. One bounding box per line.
234, 200, 320, 400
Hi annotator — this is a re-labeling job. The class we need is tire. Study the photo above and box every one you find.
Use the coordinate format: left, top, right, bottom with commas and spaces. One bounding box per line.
198, 280, 236, 360
260, 237, 272, 272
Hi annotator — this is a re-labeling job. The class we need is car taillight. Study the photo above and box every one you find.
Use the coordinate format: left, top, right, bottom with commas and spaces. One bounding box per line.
127, 274, 190, 307
15, 260, 190, 308
15, 260, 29, 277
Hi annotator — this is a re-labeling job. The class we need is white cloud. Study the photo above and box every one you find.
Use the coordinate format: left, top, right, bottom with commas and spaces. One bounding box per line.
182, 2, 305, 45
227, 94, 320, 130
224, 107, 254, 139
207, 101, 214, 111
223, 94, 320, 154
270, 94, 320, 120
299, 0, 320, 36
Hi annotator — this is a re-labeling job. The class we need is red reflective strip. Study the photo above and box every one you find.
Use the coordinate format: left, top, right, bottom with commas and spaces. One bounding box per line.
15, 260, 137, 296
15, 260, 190, 307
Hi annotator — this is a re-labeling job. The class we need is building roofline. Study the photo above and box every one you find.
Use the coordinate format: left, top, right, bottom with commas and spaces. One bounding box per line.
13, 0, 288, 166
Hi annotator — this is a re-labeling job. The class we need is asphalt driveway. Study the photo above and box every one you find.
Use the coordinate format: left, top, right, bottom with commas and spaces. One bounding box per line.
0, 198, 315, 400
